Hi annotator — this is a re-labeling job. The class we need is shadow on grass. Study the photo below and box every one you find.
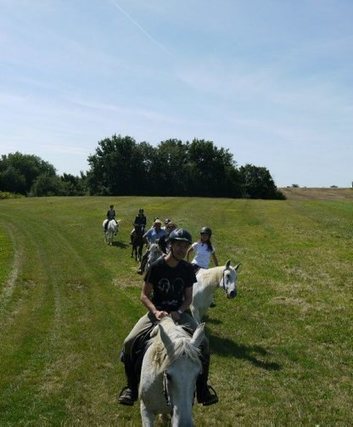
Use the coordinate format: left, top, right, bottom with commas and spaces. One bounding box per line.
203, 316, 222, 325
209, 334, 282, 371
112, 240, 129, 249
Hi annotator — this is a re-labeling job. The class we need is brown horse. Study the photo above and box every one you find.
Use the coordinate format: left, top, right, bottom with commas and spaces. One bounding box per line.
131, 225, 145, 261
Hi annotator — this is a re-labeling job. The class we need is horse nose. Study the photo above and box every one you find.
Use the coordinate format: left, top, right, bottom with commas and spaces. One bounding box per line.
228, 290, 237, 299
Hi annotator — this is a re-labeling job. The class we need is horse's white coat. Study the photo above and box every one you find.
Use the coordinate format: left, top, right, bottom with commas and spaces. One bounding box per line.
102, 219, 119, 245
190, 260, 240, 324
145, 243, 163, 272
139, 317, 204, 427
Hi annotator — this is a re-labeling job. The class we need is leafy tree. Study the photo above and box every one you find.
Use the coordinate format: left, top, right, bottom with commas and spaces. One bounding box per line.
239, 164, 285, 199
0, 152, 56, 195
87, 135, 147, 195
187, 139, 241, 197
30, 175, 64, 197
60, 173, 87, 196
0, 166, 27, 194
156, 139, 189, 195
86, 134, 283, 199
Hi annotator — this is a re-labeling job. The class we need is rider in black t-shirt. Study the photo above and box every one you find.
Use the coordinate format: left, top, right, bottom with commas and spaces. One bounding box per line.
118, 228, 218, 407
130, 208, 147, 245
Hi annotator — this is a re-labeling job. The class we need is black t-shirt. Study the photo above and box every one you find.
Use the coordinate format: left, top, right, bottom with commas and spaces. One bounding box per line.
145, 257, 196, 312
134, 215, 147, 226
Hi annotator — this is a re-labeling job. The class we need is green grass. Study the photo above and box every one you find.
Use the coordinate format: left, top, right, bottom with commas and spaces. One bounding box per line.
0, 196, 352, 426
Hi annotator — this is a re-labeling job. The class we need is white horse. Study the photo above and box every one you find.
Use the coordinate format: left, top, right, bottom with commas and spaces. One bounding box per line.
139, 316, 205, 427
190, 260, 240, 324
102, 219, 119, 245
145, 242, 163, 272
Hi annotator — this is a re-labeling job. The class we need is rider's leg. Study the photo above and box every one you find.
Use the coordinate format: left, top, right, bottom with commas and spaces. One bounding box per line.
196, 338, 219, 406
176, 312, 218, 406
118, 313, 155, 405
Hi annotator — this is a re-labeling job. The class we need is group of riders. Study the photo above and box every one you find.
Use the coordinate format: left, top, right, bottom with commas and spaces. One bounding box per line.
105, 206, 220, 407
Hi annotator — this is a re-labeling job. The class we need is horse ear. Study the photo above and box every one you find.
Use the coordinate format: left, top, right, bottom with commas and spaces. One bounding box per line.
150, 324, 159, 337
190, 322, 205, 348
225, 259, 231, 269
159, 323, 174, 355
234, 263, 241, 271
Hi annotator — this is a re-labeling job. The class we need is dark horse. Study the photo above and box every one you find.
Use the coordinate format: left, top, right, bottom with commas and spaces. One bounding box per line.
131, 225, 145, 262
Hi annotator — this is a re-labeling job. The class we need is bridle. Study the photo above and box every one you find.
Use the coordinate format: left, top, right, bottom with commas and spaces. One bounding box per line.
163, 371, 172, 408
222, 267, 229, 293
221, 267, 237, 297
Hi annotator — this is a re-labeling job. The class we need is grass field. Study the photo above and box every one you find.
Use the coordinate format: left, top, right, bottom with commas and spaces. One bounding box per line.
0, 195, 352, 426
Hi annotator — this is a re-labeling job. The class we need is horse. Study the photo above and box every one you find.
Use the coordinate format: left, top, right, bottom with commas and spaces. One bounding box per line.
190, 260, 240, 324
139, 316, 205, 427
144, 242, 163, 272
102, 219, 119, 245
131, 225, 145, 261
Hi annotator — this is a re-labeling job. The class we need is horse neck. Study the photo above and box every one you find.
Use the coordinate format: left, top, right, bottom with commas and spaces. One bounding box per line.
198, 266, 224, 290
153, 323, 198, 371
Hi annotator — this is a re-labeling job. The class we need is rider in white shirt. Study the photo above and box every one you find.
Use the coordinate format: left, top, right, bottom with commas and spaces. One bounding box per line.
187, 227, 218, 273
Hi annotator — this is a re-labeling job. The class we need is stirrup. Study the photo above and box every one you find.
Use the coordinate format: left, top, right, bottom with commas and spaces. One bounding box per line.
199, 385, 219, 406
118, 386, 137, 406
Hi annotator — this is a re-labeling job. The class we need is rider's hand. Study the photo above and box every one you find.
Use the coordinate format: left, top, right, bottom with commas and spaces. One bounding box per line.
153, 310, 168, 320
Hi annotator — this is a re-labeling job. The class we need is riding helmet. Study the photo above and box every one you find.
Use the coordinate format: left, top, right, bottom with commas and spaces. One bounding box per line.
200, 226, 212, 236
169, 228, 192, 244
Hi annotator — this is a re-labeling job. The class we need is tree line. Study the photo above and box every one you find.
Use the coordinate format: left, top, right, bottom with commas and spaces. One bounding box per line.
0, 135, 285, 199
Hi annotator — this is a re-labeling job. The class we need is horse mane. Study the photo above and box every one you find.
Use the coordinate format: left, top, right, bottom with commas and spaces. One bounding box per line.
196, 266, 225, 288
148, 317, 201, 373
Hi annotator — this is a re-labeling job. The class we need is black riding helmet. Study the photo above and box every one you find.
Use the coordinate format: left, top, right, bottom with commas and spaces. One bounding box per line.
169, 228, 192, 244
200, 226, 212, 236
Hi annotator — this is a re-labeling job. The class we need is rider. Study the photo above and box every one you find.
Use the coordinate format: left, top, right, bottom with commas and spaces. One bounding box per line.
187, 226, 218, 273
130, 208, 147, 245
105, 204, 116, 231
158, 221, 177, 254
137, 218, 166, 274
118, 228, 218, 407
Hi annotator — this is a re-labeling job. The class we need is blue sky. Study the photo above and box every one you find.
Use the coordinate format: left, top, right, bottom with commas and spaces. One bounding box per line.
1, 0, 353, 187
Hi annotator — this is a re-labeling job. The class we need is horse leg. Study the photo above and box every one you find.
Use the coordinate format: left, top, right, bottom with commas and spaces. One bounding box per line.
140, 401, 155, 427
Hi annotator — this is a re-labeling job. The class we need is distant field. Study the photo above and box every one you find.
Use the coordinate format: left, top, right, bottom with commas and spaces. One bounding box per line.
0, 196, 352, 426
281, 187, 353, 200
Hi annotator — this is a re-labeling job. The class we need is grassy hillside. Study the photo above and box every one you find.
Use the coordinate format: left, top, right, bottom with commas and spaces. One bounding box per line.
0, 196, 352, 426
281, 187, 353, 200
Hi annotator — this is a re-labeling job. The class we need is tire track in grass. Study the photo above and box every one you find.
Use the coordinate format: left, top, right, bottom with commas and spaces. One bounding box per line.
0, 218, 59, 422
0, 224, 22, 314
1, 216, 133, 423
15, 218, 105, 423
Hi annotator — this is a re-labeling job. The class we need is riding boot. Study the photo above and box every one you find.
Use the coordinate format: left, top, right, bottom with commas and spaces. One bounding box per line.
118, 356, 139, 406
196, 353, 219, 406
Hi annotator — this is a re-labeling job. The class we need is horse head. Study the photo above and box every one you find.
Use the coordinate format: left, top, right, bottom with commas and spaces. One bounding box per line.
140, 317, 204, 425
157, 318, 204, 421
221, 260, 240, 299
